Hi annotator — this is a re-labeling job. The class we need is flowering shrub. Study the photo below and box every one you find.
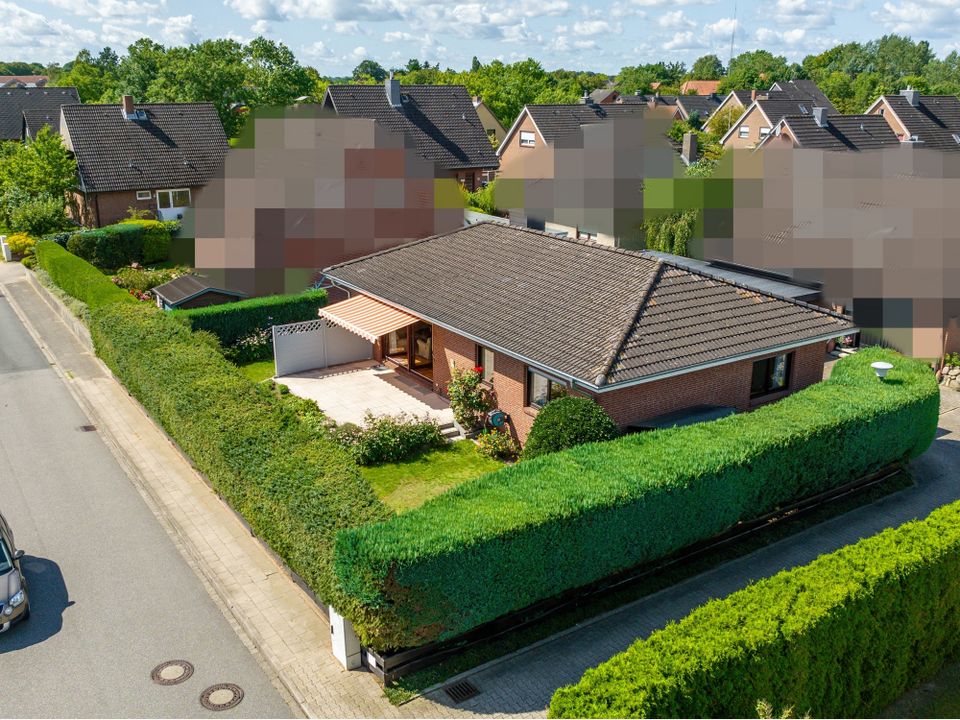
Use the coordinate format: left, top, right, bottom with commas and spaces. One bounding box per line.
6, 232, 37, 257
333, 412, 446, 466
113, 265, 187, 294
476, 429, 519, 460
447, 365, 491, 431
223, 327, 272, 364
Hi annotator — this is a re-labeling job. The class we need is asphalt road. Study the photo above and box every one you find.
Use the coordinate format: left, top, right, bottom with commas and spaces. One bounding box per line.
0, 268, 293, 718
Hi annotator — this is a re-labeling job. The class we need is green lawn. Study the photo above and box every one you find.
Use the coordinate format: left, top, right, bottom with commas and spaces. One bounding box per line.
238, 359, 275, 383
362, 442, 503, 513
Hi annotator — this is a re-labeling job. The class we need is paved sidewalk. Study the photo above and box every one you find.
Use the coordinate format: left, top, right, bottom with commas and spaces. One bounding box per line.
5, 260, 960, 719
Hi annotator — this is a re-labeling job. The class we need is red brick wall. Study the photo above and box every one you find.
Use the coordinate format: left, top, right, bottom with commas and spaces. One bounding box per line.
72, 188, 200, 227
432, 325, 827, 444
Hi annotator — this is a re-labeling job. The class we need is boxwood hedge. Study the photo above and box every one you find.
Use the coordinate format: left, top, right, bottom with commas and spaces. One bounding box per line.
548, 496, 960, 718
333, 348, 939, 649
37, 242, 392, 615
175, 290, 329, 347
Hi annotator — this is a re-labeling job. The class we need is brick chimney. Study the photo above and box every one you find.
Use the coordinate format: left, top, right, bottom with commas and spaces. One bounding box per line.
813, 106, 828, 128
901, 87, 920, 107
385, 73, 402, 108
751, 89, 757, 102
122, 94, 135, 117
681, 131, 698, 166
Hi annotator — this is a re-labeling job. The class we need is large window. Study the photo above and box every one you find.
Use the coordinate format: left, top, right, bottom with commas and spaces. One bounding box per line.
476, 344, 495, 383
519, 131, 536, 147
157, 188, 191, 209
751, 352, 792, 398
527, 367, 567, 409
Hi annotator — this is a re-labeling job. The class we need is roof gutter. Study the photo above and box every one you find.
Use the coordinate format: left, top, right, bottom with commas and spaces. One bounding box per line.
325, 276, 857, 395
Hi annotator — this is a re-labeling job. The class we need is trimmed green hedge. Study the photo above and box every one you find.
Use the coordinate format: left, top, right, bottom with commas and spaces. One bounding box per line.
175, 290, 328, 347
36, 241, 133, 308
333, 348, 939, 649
38, 244, 392, 617
548, 496, 960, 718
62, 220, 173, 269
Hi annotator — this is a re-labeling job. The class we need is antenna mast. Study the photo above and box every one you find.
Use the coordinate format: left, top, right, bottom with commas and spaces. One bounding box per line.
728, 0, 738, 70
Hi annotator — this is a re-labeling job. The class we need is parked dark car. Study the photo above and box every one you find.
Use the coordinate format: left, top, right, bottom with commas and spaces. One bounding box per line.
0, 510, 29, 631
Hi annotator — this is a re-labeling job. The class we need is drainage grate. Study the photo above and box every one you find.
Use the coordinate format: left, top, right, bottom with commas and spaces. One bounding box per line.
200, 683, 244, 711
151, 660, 194, 686
79, 425, 97, 432
443, 679, 479, 704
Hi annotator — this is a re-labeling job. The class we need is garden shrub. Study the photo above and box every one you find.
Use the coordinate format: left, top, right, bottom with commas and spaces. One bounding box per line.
5, 232, 36, 257
548, 498, 960, 719
36, 241, 133, 309
175, 290, 328, 348
63, 220, 173, 270
8, 193, 68, 237
476, 429, 520, 460
334, 412, 446, 466
446, 366, 491, 430
113, 266, 187, 294
333, 348, 939, 649
121, 219, 171, 263
523, 396, 619, 459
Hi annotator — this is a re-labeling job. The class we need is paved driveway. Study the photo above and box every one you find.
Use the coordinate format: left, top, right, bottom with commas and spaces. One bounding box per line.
0, 263, 293, 718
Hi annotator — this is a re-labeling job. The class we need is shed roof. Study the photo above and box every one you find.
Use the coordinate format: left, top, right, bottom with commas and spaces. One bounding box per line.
152, 275, 246, 306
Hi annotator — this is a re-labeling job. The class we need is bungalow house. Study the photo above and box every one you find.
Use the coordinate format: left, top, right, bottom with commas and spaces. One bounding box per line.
0, 86, 79, 141
702, 89, 754, 133
719, 87, 838, 150
0, 75, 48, 88
705, 81, 834, 136
152, 274, 247, 310
60, 96, 228, 227
674, 93, 723, 124
472, 96, 507, 146
320, 222, 855, 444
864, 88, 960, 150
323, 77, 498, 191
755, 108, 900, 151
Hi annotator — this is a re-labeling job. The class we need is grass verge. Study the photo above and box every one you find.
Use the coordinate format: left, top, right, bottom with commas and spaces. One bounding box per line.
382, 469, 913, 705
238, 359, 275, 383
361, 442, 503, 514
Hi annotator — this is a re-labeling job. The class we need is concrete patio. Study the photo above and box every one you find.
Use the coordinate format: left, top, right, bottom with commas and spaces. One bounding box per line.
278, 360, 456, 427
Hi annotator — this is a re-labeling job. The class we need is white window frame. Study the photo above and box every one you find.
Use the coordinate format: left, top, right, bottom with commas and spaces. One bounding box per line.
157, 188, 192, 210
519, 131, 536, 148
738, 125, 750, 139
759, 127, 771, 139
136, 190, 152, 201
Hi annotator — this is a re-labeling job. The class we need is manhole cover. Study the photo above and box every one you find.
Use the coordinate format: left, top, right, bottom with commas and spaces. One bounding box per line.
443, 679, 479, 703
151, 660, 194, 686
200, 683, 244, 711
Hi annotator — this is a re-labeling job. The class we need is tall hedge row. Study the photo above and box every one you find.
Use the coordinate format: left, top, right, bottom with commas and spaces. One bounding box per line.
334, 348, 939, 649
36, 241, 134, 308
63, 219, 173, 269
37, 242, 392, 616
548, 497, 960, 718
175, 289, 328, 346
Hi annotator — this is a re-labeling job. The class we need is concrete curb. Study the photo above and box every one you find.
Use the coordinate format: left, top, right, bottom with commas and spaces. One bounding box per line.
2, 268, 312, 718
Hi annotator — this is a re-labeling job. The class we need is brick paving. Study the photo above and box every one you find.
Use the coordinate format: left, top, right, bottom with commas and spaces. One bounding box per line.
4, 260, 959, 719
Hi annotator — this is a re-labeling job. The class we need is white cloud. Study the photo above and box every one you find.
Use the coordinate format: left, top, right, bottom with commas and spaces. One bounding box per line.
146, 13, 200, 45
658, 10, 695, 28
0, 2, 97, 60
704, 16, 738, 39
755, 26, 808, 46
223, 0, 282, 20
662, 30, 703, 51
303, 39, 334, 58
44, 0, 166, 18
251, 19, 271, 34
572, 19, 617, 34
383, 30, 415, 42
333, 20, 361, 33
871, 0, 960, 35
351, 45, 369, 60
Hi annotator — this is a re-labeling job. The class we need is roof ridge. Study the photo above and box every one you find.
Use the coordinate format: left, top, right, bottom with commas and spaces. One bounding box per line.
592, 261, 666, 386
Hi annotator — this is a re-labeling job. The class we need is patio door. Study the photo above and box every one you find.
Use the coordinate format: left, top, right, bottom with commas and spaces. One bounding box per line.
156, 188, 191, 221
411, 322, 432, 371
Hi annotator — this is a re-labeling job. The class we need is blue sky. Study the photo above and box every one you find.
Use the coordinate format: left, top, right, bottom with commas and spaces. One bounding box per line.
7, 0, 960, 76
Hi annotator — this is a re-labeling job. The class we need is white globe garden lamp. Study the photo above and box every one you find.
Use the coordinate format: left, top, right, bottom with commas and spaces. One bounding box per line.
871, 361, 893, 381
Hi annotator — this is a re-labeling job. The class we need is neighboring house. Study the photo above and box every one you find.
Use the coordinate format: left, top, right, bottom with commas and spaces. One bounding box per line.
769, 79, 836, 109
756, 109, 900, 151
472, 95, 507, 147
680, 80, 721, 96
21, 108, 60, 140
702, 89, 754, 133
0, 75, 48, 88
60, 96, 228, 227
152, 275, 247, 310
619, 92, 679, 110
864, 89, 960, 150
0, 86, 79, 141
323, 77, 498, 190
719, 85, 839, 150
675, 93, 723, 123
588, 87, 621, 104
496, 100, 662, 245
320, 222, 855, 444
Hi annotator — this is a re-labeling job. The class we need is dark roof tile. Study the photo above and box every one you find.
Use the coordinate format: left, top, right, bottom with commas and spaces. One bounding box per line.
0, 86, 78, 140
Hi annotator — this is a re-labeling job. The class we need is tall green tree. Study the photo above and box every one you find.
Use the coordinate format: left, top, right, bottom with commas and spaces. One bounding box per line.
690, 54, 724, 80
719, 50, 794, 92
117, 38, 167, 100
52, 49, 117, 102
244, 37, 313, 107
0, 126, 77, 198
353, 59, 387, 82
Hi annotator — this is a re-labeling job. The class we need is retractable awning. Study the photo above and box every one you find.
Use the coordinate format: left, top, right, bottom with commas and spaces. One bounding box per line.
318, 294, 421, 343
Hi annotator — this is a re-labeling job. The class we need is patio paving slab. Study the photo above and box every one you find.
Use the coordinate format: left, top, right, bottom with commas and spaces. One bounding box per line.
279, 361, 455, 427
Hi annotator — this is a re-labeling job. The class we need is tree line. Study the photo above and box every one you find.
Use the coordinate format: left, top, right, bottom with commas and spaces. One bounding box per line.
5, 33, 960, 136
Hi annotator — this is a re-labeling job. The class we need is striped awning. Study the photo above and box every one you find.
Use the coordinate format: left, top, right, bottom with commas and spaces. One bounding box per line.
318, 294, 420, 343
